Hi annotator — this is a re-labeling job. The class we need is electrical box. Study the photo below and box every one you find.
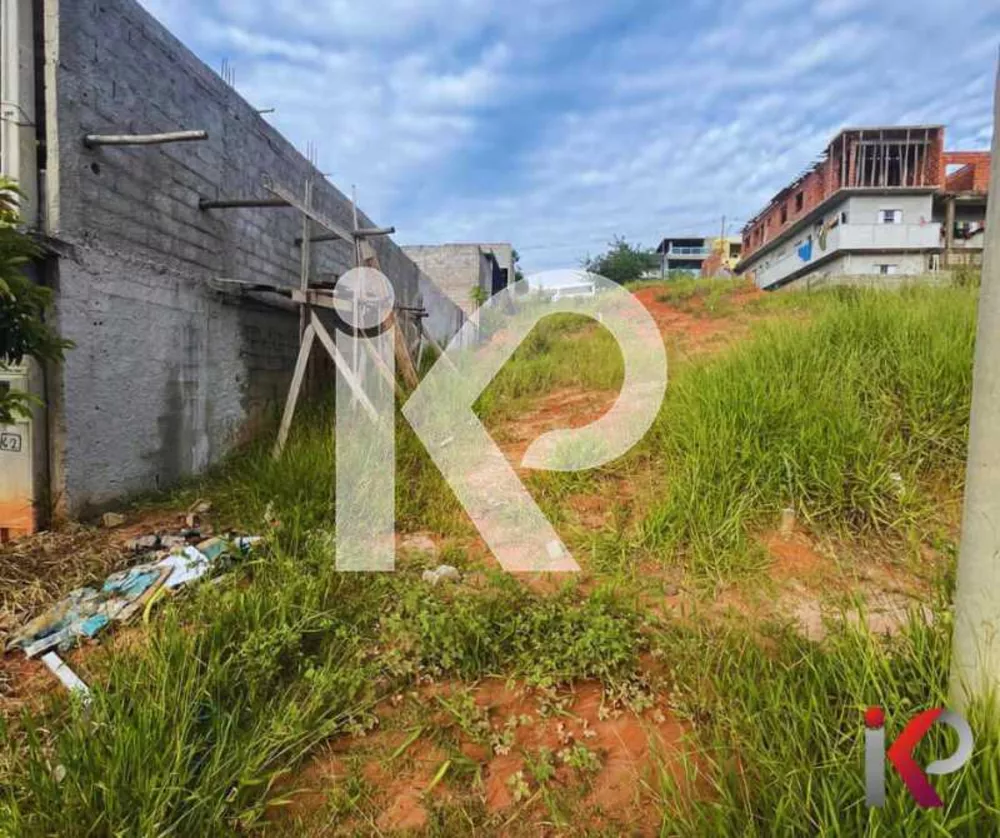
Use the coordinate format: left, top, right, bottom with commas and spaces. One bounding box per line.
0, 365, 34, 541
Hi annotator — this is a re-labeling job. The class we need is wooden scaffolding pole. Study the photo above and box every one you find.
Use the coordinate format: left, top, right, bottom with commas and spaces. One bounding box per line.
269, 174, 419, 457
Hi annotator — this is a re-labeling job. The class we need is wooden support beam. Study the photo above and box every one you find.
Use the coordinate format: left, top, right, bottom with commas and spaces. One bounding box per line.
310, 312, 379, 421
299, 179, 313, 342
272, 324, 316, 459
83, 129, 208, 148
262, 173, 357, 243
199, 197, 289, 210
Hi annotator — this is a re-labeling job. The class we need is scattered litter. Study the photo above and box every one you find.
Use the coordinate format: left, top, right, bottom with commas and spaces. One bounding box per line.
780, 507, 796, 536
6, 533, 261, 657
101, 512, 126, 528
189, 499, 212, 515
125, 534, 160, 551
422, 564, 460, 586
41, 652, 91, 702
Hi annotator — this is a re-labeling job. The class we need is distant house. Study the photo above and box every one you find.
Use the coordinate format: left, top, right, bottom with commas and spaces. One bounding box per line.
702, 237, 743, 277
401, 243, 514, 315
737, 125, 990, 290
653, 236, 742, 278
654, 237, 712, 276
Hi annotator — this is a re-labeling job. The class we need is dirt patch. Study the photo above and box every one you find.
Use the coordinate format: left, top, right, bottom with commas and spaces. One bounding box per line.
272, 678, 691, 834
763, 530, 831, 585
497, 388, 617, 469
758, 530, 939, 641
631, 286, 742, 354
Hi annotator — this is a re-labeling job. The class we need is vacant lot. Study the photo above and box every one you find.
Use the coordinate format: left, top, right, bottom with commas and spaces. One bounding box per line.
2, 279, 997, 836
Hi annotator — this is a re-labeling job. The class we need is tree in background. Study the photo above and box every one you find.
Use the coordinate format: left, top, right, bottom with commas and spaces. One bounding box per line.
0, 178, 71, 423
511, 248, 525, 284
584, 236, 659, 285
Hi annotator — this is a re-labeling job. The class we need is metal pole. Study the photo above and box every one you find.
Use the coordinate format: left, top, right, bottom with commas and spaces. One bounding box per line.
950, 56, 1000, 711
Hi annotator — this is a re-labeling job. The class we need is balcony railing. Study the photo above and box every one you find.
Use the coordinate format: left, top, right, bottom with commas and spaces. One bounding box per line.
667, 246, 710, 256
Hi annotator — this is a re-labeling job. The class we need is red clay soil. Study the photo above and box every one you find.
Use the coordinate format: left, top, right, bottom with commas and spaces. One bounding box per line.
497, 387, 617, 468
272, 678, 692, 835
630, 286, 743, 353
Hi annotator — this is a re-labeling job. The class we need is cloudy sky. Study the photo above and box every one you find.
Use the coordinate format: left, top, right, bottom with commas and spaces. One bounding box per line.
140, 0, 998, 272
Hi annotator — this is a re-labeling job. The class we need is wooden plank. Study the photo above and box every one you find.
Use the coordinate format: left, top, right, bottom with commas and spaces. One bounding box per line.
272, 323, 316, 459
290, 288, 350, 311
295, 226, 394, 246
358, 237, 420, 389
84, 129, 207, 147
392, 311, 420, 389
311, 312, 379, 421
262, 173, 357, 243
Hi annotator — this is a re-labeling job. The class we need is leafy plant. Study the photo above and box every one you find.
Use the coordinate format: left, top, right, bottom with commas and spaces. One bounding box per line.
0, 177, 72, 423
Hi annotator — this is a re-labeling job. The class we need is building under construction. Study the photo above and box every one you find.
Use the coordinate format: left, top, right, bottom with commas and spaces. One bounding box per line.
0, 0, 473, 538
737, 126, 990, 289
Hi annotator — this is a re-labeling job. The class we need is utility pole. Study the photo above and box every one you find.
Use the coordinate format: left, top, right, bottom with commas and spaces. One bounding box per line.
950, 56, 1000, 712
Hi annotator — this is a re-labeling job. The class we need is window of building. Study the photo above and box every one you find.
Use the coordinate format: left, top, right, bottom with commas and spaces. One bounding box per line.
877, 264, 899, 275
879, 209, 902, 224
780, 203, 788, 224
795, 191, 804, 212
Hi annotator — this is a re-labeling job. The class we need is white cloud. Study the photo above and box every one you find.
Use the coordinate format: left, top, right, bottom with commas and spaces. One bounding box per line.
138, 0, 999, 273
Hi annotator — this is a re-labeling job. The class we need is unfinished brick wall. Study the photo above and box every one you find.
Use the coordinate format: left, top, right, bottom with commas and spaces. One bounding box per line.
741, 127, 947, 264
944, 152, 991, 192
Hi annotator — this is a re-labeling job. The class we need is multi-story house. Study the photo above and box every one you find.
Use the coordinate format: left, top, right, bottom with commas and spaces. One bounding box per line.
655, 236, 713, 276
736, 126, 990, 289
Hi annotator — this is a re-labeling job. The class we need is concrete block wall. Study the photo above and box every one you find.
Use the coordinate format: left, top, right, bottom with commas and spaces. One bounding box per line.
402, 244, 489, 316
41, 0, 464, 515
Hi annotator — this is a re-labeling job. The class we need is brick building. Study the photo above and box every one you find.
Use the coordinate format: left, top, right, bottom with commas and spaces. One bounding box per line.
737, 126, 991, 289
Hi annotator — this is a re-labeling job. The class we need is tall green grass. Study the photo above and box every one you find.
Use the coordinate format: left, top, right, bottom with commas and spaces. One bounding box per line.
639, 286, 975, 578
1, 542, 387, 835
0, 282, 984, 835
654, 583, 1000, 835
0, 544, 645, 835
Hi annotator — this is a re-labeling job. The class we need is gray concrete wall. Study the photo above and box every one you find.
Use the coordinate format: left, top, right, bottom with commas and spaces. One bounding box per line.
780, 269, 949, 292
42, 0, 464, 515
402, 244, 487, 316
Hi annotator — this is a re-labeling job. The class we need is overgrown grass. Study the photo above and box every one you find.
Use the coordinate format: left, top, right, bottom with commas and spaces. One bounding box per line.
475, 313, 623, 420
638, 285, 975, 578
653, 579, 1000, 835
655, 276, 751, 315
0, 541, 646, 835
0, 281, 987, 835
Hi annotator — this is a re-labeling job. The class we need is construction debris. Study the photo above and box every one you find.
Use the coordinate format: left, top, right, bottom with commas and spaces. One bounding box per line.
40, 652, 91, 702
6, 533, 260, 658
101, 512, 126, 528
421, 565, 460, 586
